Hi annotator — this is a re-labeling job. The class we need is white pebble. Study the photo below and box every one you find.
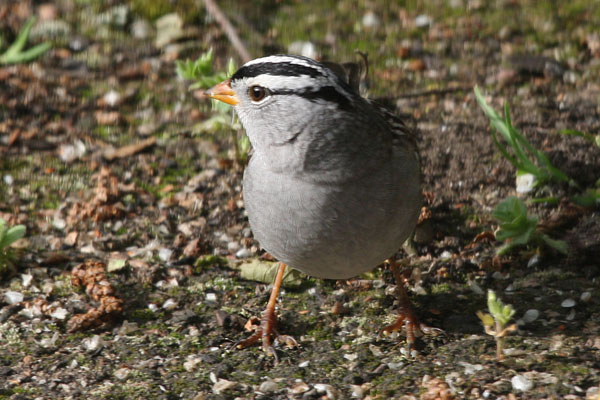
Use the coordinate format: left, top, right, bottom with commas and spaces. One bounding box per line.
511, 374, 533, 391
50, 307, 68, 320
522, 309, 539, 323
3, 175, 13, 185
580, 291, 591, 302
205, 292, 217, 302
258, 380, 278, 393
103, 90, 121, 107
83, 335, 103, 352
298, 360, 310, 368
362, 11, 380, 28
4, 291, 24, 304
561, 298, 576, 308
158, 248, 173, 262
235, 248, 252, 259
21, 274, 33, 287
516, 173, 536, 194
162, 298, 178, 310
415, 14, 432, 28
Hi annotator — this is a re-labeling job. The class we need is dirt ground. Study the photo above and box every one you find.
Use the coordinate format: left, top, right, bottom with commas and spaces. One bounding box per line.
1, 0, 599, 399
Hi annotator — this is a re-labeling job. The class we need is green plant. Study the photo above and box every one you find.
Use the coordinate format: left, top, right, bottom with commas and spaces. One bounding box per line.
0, 17, 51, 65
176, 50, 250, 163
0, 218, 26, 275
474, 86, 575, 190
559, 129, 600, 148
492, 196, 568, 255
476, 290, 516, 361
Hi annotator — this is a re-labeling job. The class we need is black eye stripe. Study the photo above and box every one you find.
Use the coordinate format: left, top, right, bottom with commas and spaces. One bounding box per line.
232, 62, 325, 81
272, 86, 352, 111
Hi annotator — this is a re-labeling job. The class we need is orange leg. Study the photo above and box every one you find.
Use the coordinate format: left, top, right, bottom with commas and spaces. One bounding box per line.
381, 259, 442, 348
234, 263, 297, 360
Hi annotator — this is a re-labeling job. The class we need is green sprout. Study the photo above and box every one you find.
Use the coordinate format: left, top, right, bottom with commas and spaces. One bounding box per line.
559, 129, 600, 148
492, 196, 567, 255
0, 17, 51, 65
476, 290, 517, 361
176, 50, 249, 163
0, 218, 26, 276
474, 86, 575, 191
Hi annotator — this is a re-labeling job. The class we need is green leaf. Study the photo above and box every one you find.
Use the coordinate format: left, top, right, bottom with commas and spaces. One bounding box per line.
540, 234, 568, 255
0, 17, 51, 65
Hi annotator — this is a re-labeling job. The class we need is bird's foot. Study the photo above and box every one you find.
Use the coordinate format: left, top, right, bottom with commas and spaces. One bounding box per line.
379, 305, 443, 349
233, 312, 297, 362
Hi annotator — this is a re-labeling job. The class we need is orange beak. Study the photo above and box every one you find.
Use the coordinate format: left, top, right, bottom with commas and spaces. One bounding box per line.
204, 79, 239, 105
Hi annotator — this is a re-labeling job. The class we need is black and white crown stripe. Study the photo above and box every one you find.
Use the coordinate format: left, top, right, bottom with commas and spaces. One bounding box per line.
231, 55, 355, 108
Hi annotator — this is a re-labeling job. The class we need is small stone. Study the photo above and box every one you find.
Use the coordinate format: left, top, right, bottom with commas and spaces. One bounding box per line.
561, 298, 576, 308
131, 19, 152, 39
298, 361, 310, 368
511, 374, 533, 392
580, 291, 592, 302
289, 381, 310, 394
83, 335, 103, 352
258, 380, 278, 394
114, 367, 130, 381
516, 173, 536, 194
415, 14, 432, 28
103, 90, 121, 107
162, 298, 178, 310
50, 307, 68, 320
314, 383, 337, 399
527, 254, 541, 268
4, 291, 24, 304
21, 274, 33, 287
158, 248, 173, 262
362, 11, 380, 28
183, 355, 202, 372
235, 248, 253, 258
205, 293, 217, 302
212, 378, 237, 394
522, 309, 539, 323
3, 175, 13, 185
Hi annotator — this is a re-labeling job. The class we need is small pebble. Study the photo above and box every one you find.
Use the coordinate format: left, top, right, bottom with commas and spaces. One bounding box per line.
21, 274, 33, 287
258, 380, 278, 394
4, 291, 24, 304
511, 374, 534, 392
162, 298, 178, 310
83, 335, 103, 352
3, 175, 13, 185
362, 11, 380, 28
298, 360, 310, 368
103, 90, 121, 107
580, 291, 591, 302
205, 293, 217, 302
561, 298, 576, 308
522, 309, 539, 323
114, 367, 130, 381
158, 248, 173, 262
415, 14, 432, 27
235, 248, 252, 258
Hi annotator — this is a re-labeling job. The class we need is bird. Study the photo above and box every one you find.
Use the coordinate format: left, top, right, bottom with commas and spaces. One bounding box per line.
204, 54, 433, 357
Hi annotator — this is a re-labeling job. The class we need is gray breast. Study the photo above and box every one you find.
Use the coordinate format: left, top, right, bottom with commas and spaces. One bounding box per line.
242, 148, 421, 279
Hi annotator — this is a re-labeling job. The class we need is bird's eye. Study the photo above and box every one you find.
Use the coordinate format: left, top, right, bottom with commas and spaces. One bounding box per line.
249, 85, 268, 102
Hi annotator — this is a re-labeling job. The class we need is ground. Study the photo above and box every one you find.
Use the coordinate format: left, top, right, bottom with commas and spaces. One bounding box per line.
0, 0, 599, 399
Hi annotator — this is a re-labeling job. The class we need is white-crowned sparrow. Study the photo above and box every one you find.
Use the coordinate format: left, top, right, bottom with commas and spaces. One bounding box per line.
205, 55, 429, 356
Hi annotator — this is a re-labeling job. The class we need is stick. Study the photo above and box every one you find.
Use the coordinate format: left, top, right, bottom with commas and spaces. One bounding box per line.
202, 0, 251, 63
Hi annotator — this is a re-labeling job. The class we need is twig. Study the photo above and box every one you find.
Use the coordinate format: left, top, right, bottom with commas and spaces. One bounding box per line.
202, 0, 251, 63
